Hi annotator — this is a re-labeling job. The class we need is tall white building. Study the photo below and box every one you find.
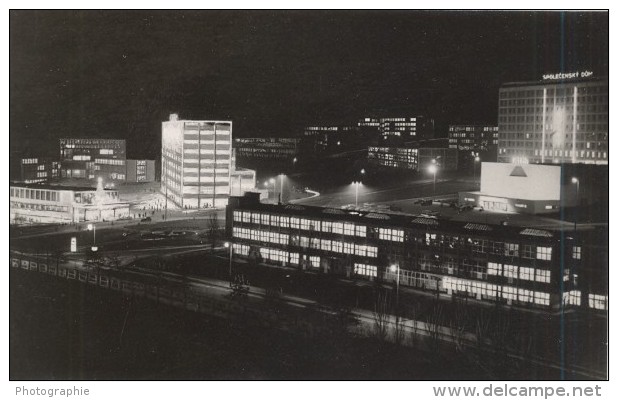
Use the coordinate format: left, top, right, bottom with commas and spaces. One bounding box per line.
161, 114, 233, 208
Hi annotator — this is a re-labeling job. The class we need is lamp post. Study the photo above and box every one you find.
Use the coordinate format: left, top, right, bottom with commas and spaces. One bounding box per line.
269, 178, 276, 201
353, 181, 361, 208
428, 164, 438, 195
572, 177, 579, 232
224, 241, 233, 281
87, 223, 97, 252
474, 155, 480, 188
390, 264, 400, 311
278, 174, 285, 203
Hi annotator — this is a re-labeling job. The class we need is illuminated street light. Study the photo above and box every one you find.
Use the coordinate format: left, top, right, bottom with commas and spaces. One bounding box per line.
474, 155, 481, 188
390, 264, 400, 311
87, 223, 97, 251
224, 242, 233, 281
360, 168, 366, 174
353, 181, 362, 208
572, 177, 579, 232
428, 164, 438, 195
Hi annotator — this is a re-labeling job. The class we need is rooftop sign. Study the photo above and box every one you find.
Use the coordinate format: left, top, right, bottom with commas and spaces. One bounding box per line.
542, 71, 593, 81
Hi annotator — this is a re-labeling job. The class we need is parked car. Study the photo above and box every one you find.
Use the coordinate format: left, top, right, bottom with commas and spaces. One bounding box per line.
141, 216, 152, 222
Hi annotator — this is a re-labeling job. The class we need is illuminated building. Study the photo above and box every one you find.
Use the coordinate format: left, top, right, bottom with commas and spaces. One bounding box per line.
379, 116, 434, 142
19, 157, 61, 183
125, 159, 156, 183
233, 138, 299, 161
458, 162, 606, 214
161, 113, 233, 208
59, 138, 127, 180
226, 193, 607, 312
368, 146, 458, 171
498, 73, 608, 164
10, 182, 129, 224
449, 125, 499, 162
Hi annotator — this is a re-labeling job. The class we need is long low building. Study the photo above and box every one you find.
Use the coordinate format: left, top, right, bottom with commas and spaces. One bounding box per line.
10, 183, 130, 224
226, 193, 607, 312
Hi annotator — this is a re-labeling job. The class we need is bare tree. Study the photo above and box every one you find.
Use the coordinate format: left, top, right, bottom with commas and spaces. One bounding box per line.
206, 213, 220, 252
373, 289, 390, 343
490, 311, 512, 377
449, 297, 469, 353
425, 301, 444, 353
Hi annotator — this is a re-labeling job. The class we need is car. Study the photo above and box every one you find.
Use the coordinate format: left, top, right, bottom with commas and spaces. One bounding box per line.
141, 217, 152, 222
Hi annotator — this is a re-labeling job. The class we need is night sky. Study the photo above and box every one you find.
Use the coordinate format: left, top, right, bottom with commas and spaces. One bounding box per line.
10, 10, 608, 160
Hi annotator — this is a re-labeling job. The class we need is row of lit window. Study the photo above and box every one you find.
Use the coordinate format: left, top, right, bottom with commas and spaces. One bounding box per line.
10, 188, 60, 202
378, 228, 404, 242
95, 158, 125, 166
354, 263, 378, 277
443, 276, 550, 306
11, 202, 68, 213
487, 262, 551, 283
425, 234, 553, 261
234, 211, 367, 237
233, 227, 378, 257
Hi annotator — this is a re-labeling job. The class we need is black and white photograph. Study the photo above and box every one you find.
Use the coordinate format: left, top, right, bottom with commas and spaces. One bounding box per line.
7, 6, 610, 393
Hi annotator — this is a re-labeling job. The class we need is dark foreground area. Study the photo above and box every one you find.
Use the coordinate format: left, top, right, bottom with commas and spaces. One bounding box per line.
11, 269, 492, 380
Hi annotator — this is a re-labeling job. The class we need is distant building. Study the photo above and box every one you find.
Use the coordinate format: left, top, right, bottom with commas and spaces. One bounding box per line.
126, 159, 156, 183
458, 162, 605, 214
161, 113, 233, 208
59, 138, 127, 181
226, 193, 607, 312
368, 146, 458, 171
448, 125, 499, 162
10, 182, 129, 224
229, 168, 257, 196
498, 73, 608, 165
379, 116, 434, 142
19, 157, 61, 184
234, 138, 299, 160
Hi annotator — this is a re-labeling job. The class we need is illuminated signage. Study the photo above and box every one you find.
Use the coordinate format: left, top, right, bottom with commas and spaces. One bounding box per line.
70, 237, 77, 252
542, 71, 593, 81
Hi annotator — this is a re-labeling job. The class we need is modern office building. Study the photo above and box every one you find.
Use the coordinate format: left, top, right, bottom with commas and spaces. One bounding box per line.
459, 162, 604, 214
379, 116, 434, 142
161, 113, 233, 208
226, 193, 607, 312
10, 182, 129, 224
59, 138, 127, 180
368, 146, 458, 171
449, 125, 499, 162
497, 73, 608, 165
234, 138, 299, 160
126, 159, 156, 183
19, 157, 61, 184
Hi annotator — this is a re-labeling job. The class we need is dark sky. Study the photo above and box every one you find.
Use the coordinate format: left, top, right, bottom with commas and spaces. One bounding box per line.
10, 10, 608, 159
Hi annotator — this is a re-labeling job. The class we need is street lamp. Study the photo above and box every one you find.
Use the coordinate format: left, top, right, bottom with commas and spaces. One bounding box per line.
474, 155, 481, 188
390, 264, 400, 311
278, 174, 285, 203
87, 223, 97, 252
224, 241, 233, 281
360, 168, 365, 175
353, 181, 362, 208
572, 177, 579, 232
428, 164, 438, 195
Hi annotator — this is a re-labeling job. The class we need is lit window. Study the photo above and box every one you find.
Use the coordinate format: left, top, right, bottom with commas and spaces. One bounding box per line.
487, 262, 501, 275
589, 294, 607, 310
536, 269, 551, 283
354, 263, 377, 277
355, 225, 366, 237
332, 222, 344, 235
290, 217, 300, 230
537, 247, 552, 261
309, 256, 320, 268
572, 246, 581, 260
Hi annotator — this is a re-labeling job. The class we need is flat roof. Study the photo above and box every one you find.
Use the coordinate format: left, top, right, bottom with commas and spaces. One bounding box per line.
10, 182, 116, 192
230, 196, 607, 241
501, 76, 607, 88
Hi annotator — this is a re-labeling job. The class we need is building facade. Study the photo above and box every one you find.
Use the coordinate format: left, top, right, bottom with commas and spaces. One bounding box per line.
368, 146, 458, 171
59, 138, 127, 180
19, 158, 61, 184
449, 125, 499, 163
126, 159, 156, 183
497, 74, 608, 165
10, 183, 129, 224
379, 116, 434, 142
226, 193, 607, 312
234, 138, 299, 160
161, 114, 233, 208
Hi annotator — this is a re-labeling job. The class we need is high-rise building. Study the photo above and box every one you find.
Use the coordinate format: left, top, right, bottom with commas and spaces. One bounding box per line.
19, 157, 61, 183
161, 113, 233, 208
126, 159, 156, 183
497, 73, 608, 165
59, 138, 127, 180
379, 116, 434, 142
